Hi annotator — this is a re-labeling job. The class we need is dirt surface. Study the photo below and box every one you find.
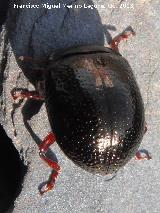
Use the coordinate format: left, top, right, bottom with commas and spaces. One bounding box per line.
0, 0, 160, 212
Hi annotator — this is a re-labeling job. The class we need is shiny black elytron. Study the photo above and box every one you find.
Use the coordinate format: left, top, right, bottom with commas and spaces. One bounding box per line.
45, 45, 145, 175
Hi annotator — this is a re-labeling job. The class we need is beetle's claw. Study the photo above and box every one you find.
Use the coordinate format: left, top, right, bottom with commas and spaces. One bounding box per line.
135, 149, 152, 160
123, 29, 136, 37
18, 55, 33, 62
124, 26, 136, 36
39, 182, 54, 196
39, 170, 58, 195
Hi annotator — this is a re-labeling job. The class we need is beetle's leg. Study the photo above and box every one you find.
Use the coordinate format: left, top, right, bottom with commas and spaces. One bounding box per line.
110, 28, 136, 52
39, 132, 61, 195
39, 132, 60, 170
135, 122, 151, 160
135, 149, 152, 160
10, 87, 44, 136
18, 56, 47, 65
11, 88, 44, 101
19, 56, 34, 62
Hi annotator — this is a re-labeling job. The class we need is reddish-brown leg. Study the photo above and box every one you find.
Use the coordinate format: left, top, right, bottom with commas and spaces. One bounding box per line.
11, 88, 44, 101
39, 132, 61, 195
110, 29, 136, 52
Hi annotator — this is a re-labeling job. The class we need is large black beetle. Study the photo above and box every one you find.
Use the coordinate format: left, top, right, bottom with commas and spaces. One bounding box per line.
12, 30, 149, 195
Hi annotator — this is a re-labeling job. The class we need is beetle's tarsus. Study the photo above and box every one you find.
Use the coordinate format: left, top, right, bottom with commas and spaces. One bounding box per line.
39, 132, 61, 195
110, 29, 135, 52
18, 55, 39, 62
11, 88, 44, 101
39, 171, 58, 195
135, 149, 152, 160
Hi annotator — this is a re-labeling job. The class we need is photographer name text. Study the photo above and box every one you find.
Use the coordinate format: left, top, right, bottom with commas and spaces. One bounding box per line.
13, 3, 134, 10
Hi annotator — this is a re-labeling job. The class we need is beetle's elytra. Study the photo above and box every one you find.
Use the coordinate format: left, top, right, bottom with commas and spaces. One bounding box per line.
45, 45, 145, 175
12, 30, 147, 194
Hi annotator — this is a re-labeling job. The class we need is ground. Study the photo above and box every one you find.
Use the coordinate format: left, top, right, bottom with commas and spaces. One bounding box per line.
0, 0, 160, 212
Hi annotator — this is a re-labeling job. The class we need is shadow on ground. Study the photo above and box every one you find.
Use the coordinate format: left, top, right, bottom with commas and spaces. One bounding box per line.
0, 124, 27, 213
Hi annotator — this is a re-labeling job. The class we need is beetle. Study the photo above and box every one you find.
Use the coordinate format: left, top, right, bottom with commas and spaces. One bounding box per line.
12, 29, 151, 195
